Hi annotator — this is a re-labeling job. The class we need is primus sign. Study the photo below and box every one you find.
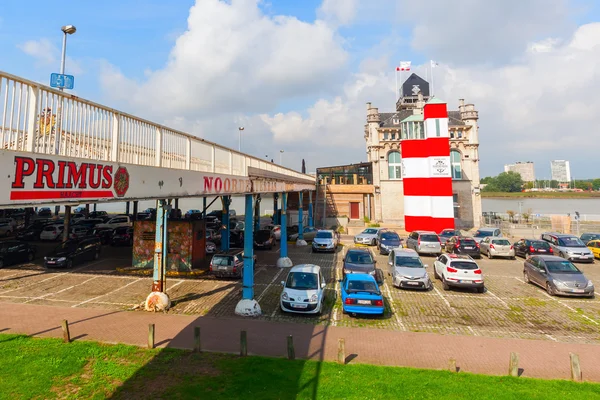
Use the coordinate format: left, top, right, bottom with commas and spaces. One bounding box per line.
2, 152, 313, 206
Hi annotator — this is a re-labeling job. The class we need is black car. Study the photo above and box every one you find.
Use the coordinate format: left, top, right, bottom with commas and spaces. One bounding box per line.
17, 220, 52, 241
342, 247, 382, 284
254, 229, 275, 250
445, 236, 481, 258
439, 229, 461, 245
73, 218, 105, 228
229, 230, 244, 247
44, 238, 102, 268
0, 241, 36, 268
37, 208, 52, 217
513, 238, 554, 258
377, 231, 402, 255
93, 227, 115, 245
111, 227, 134, 246
88, 211, 108, 220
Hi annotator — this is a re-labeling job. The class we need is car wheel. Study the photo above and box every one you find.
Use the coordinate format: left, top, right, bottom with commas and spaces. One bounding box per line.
94, 251, 100, 260
546, 282, 555, 296
559, 252, 565, 259
511, 256, 516, 260
488, 251, 493, 259
442, 276, 450, 291
524, 271, 531, 284
371, 239, 376, 246
0, 260, 4, 269
66, 260, 73, 269
477, 287, 485, 294
433, 267, 440, 280
27, 252, 34, 262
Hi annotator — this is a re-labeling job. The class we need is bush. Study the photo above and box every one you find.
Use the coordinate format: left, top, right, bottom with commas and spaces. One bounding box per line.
368, 223, 380, 228
363, 216, 371, 223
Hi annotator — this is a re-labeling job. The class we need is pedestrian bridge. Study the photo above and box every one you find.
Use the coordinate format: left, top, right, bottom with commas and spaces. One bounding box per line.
0, 70, 314, 207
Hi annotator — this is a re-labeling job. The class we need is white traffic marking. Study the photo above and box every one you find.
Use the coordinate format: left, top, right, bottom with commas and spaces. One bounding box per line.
433, 286, 456, 314
71, 278, 143, 308
382, 281, 406, 331
24, 276, 99, 304
539, 290, 599, 325
256, 268, 284, 303
485, 289, 510, 309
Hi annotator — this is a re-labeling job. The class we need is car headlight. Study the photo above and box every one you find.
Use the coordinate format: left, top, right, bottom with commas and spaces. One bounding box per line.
587, 280, 594, 288
310, 294, 318, 302
57, 257, 67, 262
282, 292, 289, 300
554, 280, 567, 288
369, 270, 376, 275
343, 269, 351, 274
43, 257, 47, 261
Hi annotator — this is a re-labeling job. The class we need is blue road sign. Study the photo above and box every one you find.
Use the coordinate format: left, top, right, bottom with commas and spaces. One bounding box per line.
50, 73, 75, 90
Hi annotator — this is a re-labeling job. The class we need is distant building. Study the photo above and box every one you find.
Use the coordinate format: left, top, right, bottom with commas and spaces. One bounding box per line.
551, 160, 571, 183
504, 162, 535, 182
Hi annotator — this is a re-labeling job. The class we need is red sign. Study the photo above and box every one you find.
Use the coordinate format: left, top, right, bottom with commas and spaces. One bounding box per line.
10, 156, 129, 200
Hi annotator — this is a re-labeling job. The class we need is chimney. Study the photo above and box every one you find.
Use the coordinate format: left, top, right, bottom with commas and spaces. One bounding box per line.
366, 102, 372, 110
458, 98, 465, 113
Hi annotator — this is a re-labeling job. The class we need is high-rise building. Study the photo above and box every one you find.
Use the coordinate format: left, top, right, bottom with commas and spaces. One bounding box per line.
504, 162, 535, 182
551, 160, 571, 183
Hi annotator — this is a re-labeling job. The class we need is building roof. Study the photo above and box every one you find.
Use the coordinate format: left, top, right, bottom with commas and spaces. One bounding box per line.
378, 110, 413, 128
426, 97, 446, 104
448, 111, 465, 126
401, 114, 423, 123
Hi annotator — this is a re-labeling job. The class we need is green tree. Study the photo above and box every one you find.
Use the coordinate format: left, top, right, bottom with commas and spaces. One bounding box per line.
593, 179, 600, 191
480, 176, 495, 184
494, 171, 524, 192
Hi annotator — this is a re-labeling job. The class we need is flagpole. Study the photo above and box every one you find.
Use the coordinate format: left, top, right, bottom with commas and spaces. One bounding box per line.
395, 68, 399, 103
430, 61, 435, 97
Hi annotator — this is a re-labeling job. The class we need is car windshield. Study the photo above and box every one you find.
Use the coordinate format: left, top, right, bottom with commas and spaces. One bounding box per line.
582, 234, 600, 241
492, 239, 511, 245
381, 232, 399, 241
346, 280, 380, 295
285, 272, 318, 290
545, 260, 580, 273
474, 230, 493, 237
450, 261, 478, 270
396, 256, 423, 268
531, 241, 550, 249
460, 238, 476, 245
558, 237, 585, 247
212, 256, 234, 266
346, 251, 374, 264
362, 229, 378, 234
316, 231, 333, 239
420, 234, 439, 242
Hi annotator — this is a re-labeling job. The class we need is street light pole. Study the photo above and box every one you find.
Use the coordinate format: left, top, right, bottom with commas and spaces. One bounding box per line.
238, 127, 244, 152
279, 150, 284, 165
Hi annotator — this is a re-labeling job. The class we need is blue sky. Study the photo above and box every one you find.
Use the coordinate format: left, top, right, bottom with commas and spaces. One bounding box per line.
2, 0, 600, 179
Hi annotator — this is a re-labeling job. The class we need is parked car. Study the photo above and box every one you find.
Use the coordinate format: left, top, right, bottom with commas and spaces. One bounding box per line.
377, 231, 403, 255
311, 230, 339, 253
206, 241, 217, 254
289, 227, 318, 242
433, 254, 485, 293
40, 224, 64, 241
137, 208, 156, 220
88, 211, 108, 220
229, 230, 244, 247
388, 248, 432, 290
0, 241, 36, 267
210, 250, 255, 279
0, 219, 14, 237
513, 238, 554, 258
254, 229, 275, 250
473, 227, 502, 244
93, 227, 115, 245
37, 207, 52, 218
580, 232, 600, 245
439, 229, 461, 245
44, 238, 102, 268
263, 224, 282, 241
69, 226, 92, 240
353, 228, 381, 246
523, 255, 594, 297
207, 209, 237, 222
71, 213, 86, 222
587, 240, 600, 260
342, 247, 381, 283
185, 209, 202, 219
95, 216, 133, 230
479, 237, 515, 259
406, 231, 442, 256
73, 218, 105, 228
279, 264, 326, 315
17, 221, 49, 241
341, 273, 384, 316
111, 227, 134, 246
540, 232, 594, 263
445, 236, 481, 258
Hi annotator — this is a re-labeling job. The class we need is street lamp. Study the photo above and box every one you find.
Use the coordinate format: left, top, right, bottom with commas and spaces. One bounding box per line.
59, 25, 77, 89
238, 127, 244, 152
279, 150, 284, 165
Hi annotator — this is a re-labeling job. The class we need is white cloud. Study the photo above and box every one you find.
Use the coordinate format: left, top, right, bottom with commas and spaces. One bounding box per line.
17, 38, 83, 74
318, 0, 358, 26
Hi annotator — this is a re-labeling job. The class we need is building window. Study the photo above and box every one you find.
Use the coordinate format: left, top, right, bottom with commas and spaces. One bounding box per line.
453, 194, 459, 218
393, 118, 399, 125
383, 132, 389, 140
388, 151, 402, 180
435, 119, 441, 137
401, 123, 408, 140
391, 132, 396, 140
451, 150, 462, 179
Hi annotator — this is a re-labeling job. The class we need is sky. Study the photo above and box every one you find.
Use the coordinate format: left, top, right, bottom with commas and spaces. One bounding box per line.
2, 0, 600, 180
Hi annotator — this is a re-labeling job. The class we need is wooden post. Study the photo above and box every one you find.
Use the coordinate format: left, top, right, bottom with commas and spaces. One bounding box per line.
194, 326, 201, 353
508, 352, 519, 377
148, 324, 155, 349
61, 320, 70, 343
337, 338, 345, 365
240, 330, 247, 357
287, 335, 295, 360
570, 353, 582, 382
448, 358, 457, 373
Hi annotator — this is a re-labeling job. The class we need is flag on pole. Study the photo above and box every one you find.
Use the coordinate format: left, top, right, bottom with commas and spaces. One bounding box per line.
430, 60, 439, 68
399, 61, 411, 71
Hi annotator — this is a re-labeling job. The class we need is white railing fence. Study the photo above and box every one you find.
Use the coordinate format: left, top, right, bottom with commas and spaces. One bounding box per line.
0, 71, 312, 182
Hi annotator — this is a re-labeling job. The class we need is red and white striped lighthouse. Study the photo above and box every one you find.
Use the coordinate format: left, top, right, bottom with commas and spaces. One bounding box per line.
401, 98, 455, 233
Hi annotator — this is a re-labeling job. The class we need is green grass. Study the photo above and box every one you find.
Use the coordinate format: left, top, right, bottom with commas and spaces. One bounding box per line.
2, 334, 600, 399
482, 191, 600, 199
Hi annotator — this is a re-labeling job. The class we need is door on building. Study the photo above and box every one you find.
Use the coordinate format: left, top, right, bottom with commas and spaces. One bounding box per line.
350, 202, 360, 220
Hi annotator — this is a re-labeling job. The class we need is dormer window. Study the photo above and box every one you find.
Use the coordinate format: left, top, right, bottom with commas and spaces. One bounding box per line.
393, 119, 399, 125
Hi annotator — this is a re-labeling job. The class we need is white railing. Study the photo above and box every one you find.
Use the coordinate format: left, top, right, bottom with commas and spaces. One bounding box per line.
0, 70, 313, 182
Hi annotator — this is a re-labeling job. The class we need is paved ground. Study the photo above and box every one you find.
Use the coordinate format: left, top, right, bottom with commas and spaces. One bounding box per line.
1, 238, 599, 345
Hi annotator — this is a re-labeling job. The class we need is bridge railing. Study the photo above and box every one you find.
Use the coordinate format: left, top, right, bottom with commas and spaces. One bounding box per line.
0, 71, 312, 182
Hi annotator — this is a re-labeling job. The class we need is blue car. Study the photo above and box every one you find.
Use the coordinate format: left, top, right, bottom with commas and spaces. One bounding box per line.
341, 273, 384, 316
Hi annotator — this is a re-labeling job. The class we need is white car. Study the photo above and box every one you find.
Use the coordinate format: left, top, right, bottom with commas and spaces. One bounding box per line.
95, 216, 132, 230
264, 224, 281, 240
433, 253, 485, 293
354, 228, 381, 245
40, 224, 64, 241
280, 264, 326, 315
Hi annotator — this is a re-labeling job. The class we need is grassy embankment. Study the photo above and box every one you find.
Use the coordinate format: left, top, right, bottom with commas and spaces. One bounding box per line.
482, 191, 600, 199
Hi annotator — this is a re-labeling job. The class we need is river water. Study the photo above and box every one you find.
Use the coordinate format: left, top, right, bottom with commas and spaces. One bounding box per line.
482, 198, 600, 220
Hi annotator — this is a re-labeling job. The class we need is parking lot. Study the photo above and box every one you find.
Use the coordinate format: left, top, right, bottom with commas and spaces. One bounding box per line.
0, 238, 599, 344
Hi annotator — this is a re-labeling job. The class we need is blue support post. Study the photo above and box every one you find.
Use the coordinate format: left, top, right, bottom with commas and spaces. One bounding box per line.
277, 192, 293, 268
152, 200, 169, 293
273, 194, 279, 225
235, 194, 262, 316
221, 196, 230, 251
254, 194, 261, 232
296, 192, 307, 246
308, 191, 314, 227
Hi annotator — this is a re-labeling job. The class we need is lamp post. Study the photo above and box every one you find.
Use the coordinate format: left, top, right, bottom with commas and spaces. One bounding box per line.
279, 150, 284, 165
238, 127, 244, 152
59, 25, 76, 87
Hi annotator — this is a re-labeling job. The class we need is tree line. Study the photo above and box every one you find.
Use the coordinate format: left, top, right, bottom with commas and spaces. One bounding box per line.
481, 172, 600, 192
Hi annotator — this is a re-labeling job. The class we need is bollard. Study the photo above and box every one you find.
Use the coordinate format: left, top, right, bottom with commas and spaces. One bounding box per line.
448, 358, 457, 373
287, 335, 295, 360
61, 320, 70, 343
570, 353, 582, 382
508, 352, 519, 377
194, 326, 201, 353
240, 330, 248, 357
148, 324, 155, 349
337, 338, 345, 365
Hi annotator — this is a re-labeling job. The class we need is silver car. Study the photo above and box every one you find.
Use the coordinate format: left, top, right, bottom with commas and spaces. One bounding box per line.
540, 232, 594, 263
311, 230, 339, 253
406, 231, 442, 256
479, 237, 515, 259
472, 227, 502, 244
388, 248, 432, 290
354, 228, 381, 245
524, 255, 594, 297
